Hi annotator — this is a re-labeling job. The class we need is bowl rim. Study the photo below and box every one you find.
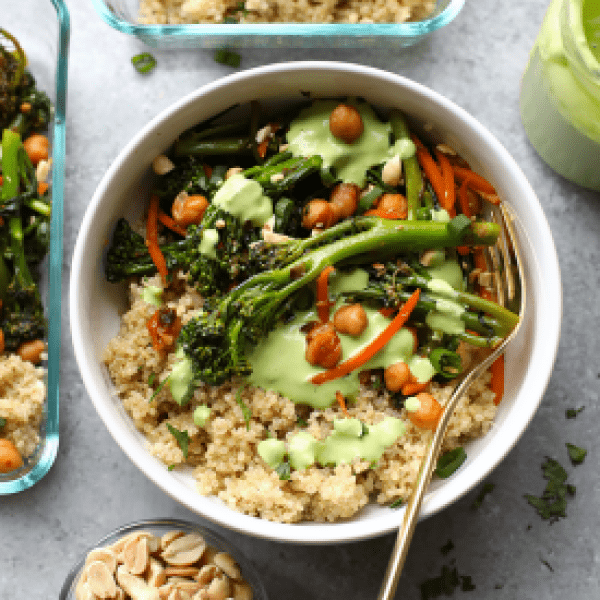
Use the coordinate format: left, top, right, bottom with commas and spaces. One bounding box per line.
90, 0, 465, 39
70, 61, 562, 544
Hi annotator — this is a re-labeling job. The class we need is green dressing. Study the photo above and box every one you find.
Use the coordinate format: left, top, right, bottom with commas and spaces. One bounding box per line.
288, 432, 318, 470
140, 285, 163, 307
287, 99, 415, 187
404, 396, 421, 412
199, 228, 219, 259
257, 438, 286, 469
193, 404, 211, 427
169, 349, 194, 405
212, 173, 273, 226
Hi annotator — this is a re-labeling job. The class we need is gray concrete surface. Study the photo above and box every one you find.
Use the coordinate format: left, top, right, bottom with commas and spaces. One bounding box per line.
2, 0, 600, 598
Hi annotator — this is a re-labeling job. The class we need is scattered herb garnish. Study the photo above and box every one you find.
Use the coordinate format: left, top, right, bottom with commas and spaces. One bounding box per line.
440, 539, 454, 556
524, 457, 575, 523
565, 406, 584, 419
149, 374, 170, 403
540, 556, 554, 572
435, 447, 467, 479
235, 386, 252, 430
296, 416, 308, 428
166, 423, 189, 459
420, 565, 475, 599
131, 52, 157, 74
147, 372, 156, 386
389, 497, 403, 509
0, 417, 6, 430
275, 461, 291, 481
168, 464, 175, 471
214, 48, 241, 68
471, 481, 495, 509
566, 442, 587, 465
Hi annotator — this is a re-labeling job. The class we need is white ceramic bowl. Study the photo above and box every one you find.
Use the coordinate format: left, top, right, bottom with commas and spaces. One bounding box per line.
70, 62, 561, 545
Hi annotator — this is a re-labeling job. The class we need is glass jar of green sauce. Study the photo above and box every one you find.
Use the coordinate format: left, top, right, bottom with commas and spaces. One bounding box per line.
520, 0, 600, 191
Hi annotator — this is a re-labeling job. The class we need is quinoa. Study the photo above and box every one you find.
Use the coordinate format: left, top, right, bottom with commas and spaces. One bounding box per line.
0, 354, 46, 459
138, 0, 436, 25
103, 275, 498, 524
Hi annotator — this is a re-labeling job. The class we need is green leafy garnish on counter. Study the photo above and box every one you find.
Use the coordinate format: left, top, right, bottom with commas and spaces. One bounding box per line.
166, 423, 189, 459
132, 52, 157, 74
214, 48, 241, 68
524, 457, 575, 522
471, 481, 495, 509
565, 406, 584, 419
566, 442, 587, 465
420, 565, 475, 599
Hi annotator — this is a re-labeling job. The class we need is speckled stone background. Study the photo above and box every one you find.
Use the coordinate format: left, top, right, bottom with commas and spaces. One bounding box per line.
2, 1, 600, 598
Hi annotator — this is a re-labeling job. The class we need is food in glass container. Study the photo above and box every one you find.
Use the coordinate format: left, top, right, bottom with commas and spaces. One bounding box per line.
138, 0, 436, 25
0, 30, 53, 473
102, 98, 518, 523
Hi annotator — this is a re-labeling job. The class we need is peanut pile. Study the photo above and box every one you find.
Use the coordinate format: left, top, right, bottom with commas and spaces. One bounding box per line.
75, 528, 253, 600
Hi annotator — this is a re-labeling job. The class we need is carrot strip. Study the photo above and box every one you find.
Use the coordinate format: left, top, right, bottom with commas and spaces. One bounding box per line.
416, 146, 446, 209
311, 288, 421, 385
379, 306, 396, 317
401, 380, 430, 396
336, 390, 350, 417
316, 266, 335, 322
490, 353, 504, 405
364, 208, 405, 220
452, 166, 497, 198
158, 209, 187, 237
37, 181, 49, 196
435, 149, 456, 212
146, 194, 168, 285
458, 179, 472, 217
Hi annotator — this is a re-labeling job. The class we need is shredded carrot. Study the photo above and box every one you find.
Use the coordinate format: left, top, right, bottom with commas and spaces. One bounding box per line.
203, 164, 213, 179
364, 208, 405, 219
490, 353, 504, 405
257, 139, 269, 159
158, 209, 187, 237
316, 266, 335, 322
311, 288, 421, 385
416, 146, 446, 210
401, 380, 430, 396
379, 306, 396, 317
37, 181, 49, 196
452, 166, 498, 199
336, 390, 350, 417
458, 179, 472, 217
434, 149, 456, 213
146, 194, 168, 285
456, 245, 470, 256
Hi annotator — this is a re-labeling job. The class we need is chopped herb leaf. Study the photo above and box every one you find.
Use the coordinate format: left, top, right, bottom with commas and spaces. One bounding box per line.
420, 564, 475, 599
235, 386, 252, 430
390, 497, 403, 509
435, 447, 467, 478
147, 372, 156, 386
132, 52, 157, 74
168, 464, 175, 471
524, 456, 575, 522
566, 442, 587, 465
275, 461, 291, 481
471, 481, 495, 509
149, 374, 170, 403
565, 406, 584, 419
296, 416, 308, 427
540, 557, 554, 572
440, 539, 454, 556
166, 423, 189, 459
361, 422, 369, 436
0, 417, 5, 430
214, 48, 241, 68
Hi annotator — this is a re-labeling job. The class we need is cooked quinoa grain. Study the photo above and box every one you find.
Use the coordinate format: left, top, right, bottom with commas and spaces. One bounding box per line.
138, 0, 436, 25
103, 276, 498, 523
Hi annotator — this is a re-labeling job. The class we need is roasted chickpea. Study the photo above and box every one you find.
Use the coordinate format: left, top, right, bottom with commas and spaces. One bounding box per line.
172, 194, 209, 227
376, 193, 408, 219
305, 322, 342, 369
16, 339, 45, 364
329, 183, 359, 220
333, 304, 368, 337
301, 199, 336, 230
384, 361, 411, 393
329, 103, 364, 144
0, 439, 23, 473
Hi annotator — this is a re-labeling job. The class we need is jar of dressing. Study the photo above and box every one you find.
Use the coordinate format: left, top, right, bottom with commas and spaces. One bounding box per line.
520, 0, 600, 190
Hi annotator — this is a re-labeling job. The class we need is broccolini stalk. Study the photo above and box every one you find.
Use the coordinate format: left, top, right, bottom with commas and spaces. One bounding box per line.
389, 110, 423, 220
176, 213, 507, 389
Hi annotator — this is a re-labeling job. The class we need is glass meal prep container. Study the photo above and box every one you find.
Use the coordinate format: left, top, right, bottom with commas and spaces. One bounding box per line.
90, 0, 464, 49
0, 0, 69, 493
